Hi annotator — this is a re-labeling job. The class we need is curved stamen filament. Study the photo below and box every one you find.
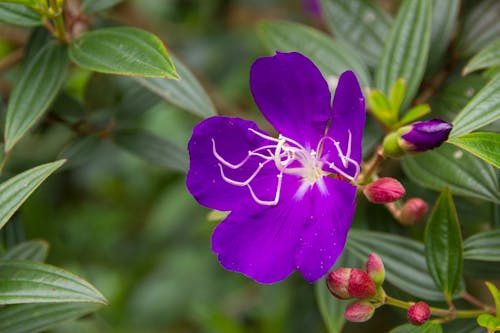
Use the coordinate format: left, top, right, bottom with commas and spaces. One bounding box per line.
248, 172, 284, 206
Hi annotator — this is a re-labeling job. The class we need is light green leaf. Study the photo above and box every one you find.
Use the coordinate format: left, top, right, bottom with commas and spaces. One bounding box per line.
81, 0, 123, 13
0, 0, 36, 5
448, 132, 500, 168
258, 20, 371, 89
320, 0, 392, 68
0, 160, 65, 231
485, 281, 500, 319
0, 260, 106, 304
477, 314, 500, 332
0, 302, 101, 333
390, 78, 406, 114
113, 129, 188, 172
402, 144, 500, 204
366, 89, 395, 126
389, 322, 443, 333
1, 240, 48, 262
134, 54, 216, 118
4, 42, 68, 152
348, 230, 446, 301
69, 27, 178, 78
0, 3, 42, 26
375, 0, 432, 110
397, 104, 430, 126
424, 188, 463, 300
464, 38, 500, 75
464, 229, 500, 261
451, 75, 500, 138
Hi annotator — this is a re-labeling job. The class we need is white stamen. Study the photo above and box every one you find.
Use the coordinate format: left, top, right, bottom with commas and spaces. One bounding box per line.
248, 172, 284, 206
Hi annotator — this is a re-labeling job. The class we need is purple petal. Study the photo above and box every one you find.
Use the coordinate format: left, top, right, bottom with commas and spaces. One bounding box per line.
401, 119, 452, 151
250, 52, 332, 147
302, 0, 322, 17
295, 177, 356, 282
186, 116, 281, 211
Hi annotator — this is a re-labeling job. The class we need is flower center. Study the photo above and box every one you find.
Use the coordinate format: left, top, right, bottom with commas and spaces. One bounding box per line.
212, 128, 360, 206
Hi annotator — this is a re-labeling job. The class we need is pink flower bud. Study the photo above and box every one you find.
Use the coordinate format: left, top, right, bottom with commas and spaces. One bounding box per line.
344, 301, 375, 322
363, 178, 406, 203
366, 253, 385, 285
398, 198, 429, 226
327, 268, 377, 300
407, 301, 430, 325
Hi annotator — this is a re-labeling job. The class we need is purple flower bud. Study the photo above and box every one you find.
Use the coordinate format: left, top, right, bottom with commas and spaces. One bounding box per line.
399, 119, 452, 152
327, 268, 377, 300
344, 301, 375, 322
407, 301, 431, 325
363, 178, 406, 203
398, 198, 429, 226
366, 253, 385, 285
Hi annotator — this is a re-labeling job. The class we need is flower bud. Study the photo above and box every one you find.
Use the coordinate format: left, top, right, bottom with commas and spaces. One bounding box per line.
398, 198, 429, 226
399, 119, 452, 152
363, 178, 406, 203
407, 301, 431, 325
344, 301, 375, 322
327, 268, 377, 300
366, 253, 385, 285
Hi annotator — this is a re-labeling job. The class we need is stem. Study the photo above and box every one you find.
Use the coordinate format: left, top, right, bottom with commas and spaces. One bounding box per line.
358, 145, 384, 184
50, 0, 67, 42
0, 150, 11, 176
461, 291, 496, 312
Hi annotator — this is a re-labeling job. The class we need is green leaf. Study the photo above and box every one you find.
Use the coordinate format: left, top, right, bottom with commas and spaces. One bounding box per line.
477, 314, 500, 332
320, 0, 392, 68
1, 240, 48, 262
0, 160, 65, 231
58, 136, 101, 170
348, 230, 446, 301
448, 132, 500, 169
390, 78, 406, 114
424, 188, 463, 300
258, 20, 371, 89
81, 0, 123, 13
485, 281, 500, 318
0, 3, 42, 27
464, 229, 500, 261
464, 38, 500, 75
0, 0, 37, 5
402, 144, 500, 204
0, 302, 101, 333
69, 27, 178, 78
113, 129, 188, 172
375, 0, 432, 110
464, 260, 500, 279
4, 42, 68, 152
134, 54, 216, 118
397, 104, 430, 126
0, 260, 106, 304
389, 322, 443, 333
451, 75, 500, 138
367, 89, 395, 126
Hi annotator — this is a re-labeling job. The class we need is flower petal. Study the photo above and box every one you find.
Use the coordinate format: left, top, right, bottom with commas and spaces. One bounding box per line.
295, 177, 356, 282
250, 52, 332, 147
186, 116, 281, 211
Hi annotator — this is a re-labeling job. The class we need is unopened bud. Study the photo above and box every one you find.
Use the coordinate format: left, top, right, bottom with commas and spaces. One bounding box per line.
366, 253, 385, 285
327, 268, 376, 300
407, 301, 430, 325
398, 198, 429, 226
344, 301, 375, 322
363, 178, 406, 203
399, 119, 452, 152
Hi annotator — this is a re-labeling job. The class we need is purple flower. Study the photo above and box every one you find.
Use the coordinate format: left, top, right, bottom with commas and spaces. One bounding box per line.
302, 0, 322, 17
400, 119, 452, 152
186, 52, 365, 284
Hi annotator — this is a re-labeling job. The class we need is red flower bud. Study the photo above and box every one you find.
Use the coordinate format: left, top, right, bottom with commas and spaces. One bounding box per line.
363, 178, 406, 203
327, 268, 376, 300
398, 198, 429, 226
407, 301, 431, 325
366, 253, 385, 285
344, 301, 375, 322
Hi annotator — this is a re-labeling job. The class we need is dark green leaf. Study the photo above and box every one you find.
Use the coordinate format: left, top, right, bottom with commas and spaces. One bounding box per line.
348, 230, 446, 301
0, 3, 42, 26
375, 0, 432, 110
113, 129, 188, 172
258, 20, 371, 88
0, 160, 65, 230
321, 0, 392, 68
81, 0, 123, 13
1, 240, 48, 262
58, 136, 101, 170
463, 38, 500, 75
424, 188, 463, 300
464, 229, 500, 261
402, 144, 500, 204
451, 75, 500, 138
134, 54, 216, 118
0, 260, 106, 304
69, 27, 178, 78
4, 42, 68, 152
389, 322, 443, 333
0, 302, 101, 333
448, 132, 500, 168
113, 76, 160, 119
464, 259, 500, 279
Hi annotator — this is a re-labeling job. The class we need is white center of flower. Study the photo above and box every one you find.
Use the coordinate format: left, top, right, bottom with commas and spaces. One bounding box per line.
212, 129, 360, 206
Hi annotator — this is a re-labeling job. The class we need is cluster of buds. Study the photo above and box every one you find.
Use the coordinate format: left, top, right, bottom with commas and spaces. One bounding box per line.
326, 253, 385, 322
